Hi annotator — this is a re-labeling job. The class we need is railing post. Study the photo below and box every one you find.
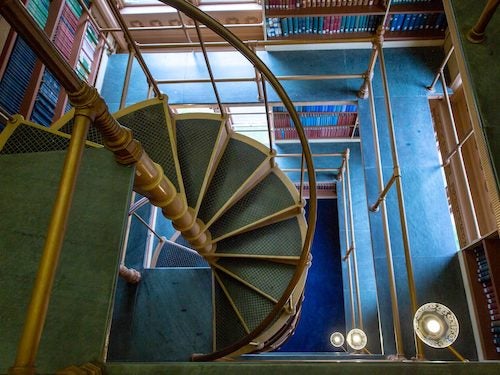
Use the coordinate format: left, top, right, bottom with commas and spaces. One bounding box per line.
376, 33, 425, 360
8, 111, 90, 375
367, 67, 405, 360
467, 0, 500, 43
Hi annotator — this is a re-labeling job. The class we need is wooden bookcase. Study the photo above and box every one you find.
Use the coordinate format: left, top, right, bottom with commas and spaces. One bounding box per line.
272, 102, 358, 142
0, 0, 104, 127
462, 231, 500, 359
264, 0, 446, 41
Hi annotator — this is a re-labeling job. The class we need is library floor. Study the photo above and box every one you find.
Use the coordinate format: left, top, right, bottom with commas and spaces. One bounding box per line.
101, 45, 474, 360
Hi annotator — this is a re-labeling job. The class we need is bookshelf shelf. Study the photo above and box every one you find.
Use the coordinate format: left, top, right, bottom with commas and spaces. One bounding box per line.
462, 231, 500, 359
264, 0, 447, 41
272, 103, 358, 142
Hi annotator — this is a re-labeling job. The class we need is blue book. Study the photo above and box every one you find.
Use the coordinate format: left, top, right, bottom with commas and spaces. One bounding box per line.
313, 17, 319, 34
395, 14, 405, 31
340, 16, 346, 33
293, 17, 299, 34
280, 18, 289, 36
390, 14, 399, 32
319, 16, 324, 34
401, 14, 410, 31
408, 13, 418, 31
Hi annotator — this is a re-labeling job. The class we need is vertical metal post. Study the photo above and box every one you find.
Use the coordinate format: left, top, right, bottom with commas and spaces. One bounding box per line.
345, 149, 363, 331
261, 77, 274, 153
367, 77, 405, 358
377, 44, 424, 359
299, 153, 305, 202
439, 72, 481, 238
427, 46, 455, 92
467, 0, 500, 43
9, 112, 90, 375
193, 20, 224, 117
342, 166, 356, 330
120, 50, 135, 109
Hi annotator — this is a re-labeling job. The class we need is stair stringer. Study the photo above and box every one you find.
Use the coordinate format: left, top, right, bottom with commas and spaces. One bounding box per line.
202, 133, 275, 231
210, 167, 305, 243
172, 112, 230, 219
227, 252, 311, 357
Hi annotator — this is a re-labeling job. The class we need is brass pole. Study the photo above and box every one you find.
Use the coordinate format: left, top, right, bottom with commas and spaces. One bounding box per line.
358, 44, 379, 99
9, 112, 90, 375
342, 162, 356, 330
439, 71, 480, 239
345, 148, 363, 330
442, 128, 474, 167
467, 0, 500, 43
447, 345, 468, 362
370, 173, 397, 212
299, 153, 305, 202
193, 20, 225, 117
377, 43, 424, 360
261, 77, 274, 153
120, 50, 135, 109
367, 77, 405, 358
426, 46, 455, 92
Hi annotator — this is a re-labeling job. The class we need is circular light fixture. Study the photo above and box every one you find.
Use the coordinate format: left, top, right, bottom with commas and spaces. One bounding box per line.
346, 328, 367, 350
330, 332, 345, 348
413, 302, 459, 348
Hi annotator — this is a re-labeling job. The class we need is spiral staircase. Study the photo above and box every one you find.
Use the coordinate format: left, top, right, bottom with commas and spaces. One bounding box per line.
0, 0, 317, 371
0, 93, 312, 363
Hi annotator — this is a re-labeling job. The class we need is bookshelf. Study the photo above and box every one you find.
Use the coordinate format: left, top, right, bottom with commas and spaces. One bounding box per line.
0, 0, 103, 128
462, 231, 500, 359
264, 0, 447, 41
273, 103, 358, 142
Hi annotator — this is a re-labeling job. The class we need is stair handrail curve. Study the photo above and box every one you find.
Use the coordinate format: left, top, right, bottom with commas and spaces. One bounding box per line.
158, 0, 317, 361
0, 0, 317, 362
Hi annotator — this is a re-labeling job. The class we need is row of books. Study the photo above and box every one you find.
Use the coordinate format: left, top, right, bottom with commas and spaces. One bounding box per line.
386, 12, 446, 32
266, 15, 380, 37
26, 0, 49, 29
274, 112, 358, 127
473, 248, 500, 353
0, 37, 37, 116
265, 0, 433, 9
273, 104, 357, 112
274, 126, 353, 140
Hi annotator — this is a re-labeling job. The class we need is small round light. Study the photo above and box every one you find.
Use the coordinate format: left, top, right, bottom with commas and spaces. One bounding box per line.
414, 302, 459, 348
426, 318, 442, 334
346, 328, 367, 350
330, 332, 345, 348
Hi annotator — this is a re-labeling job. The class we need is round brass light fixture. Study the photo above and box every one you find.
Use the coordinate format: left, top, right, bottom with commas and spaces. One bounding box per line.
413, 302, 459, 348
330, 332, 345, 348
346, 328, 367, 350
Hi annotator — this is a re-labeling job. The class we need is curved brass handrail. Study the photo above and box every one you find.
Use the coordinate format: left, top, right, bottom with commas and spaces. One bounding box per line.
158, 0, 317, 361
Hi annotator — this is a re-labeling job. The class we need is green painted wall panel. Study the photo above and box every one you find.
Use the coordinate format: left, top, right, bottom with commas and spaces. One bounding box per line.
0, 148, 134, 374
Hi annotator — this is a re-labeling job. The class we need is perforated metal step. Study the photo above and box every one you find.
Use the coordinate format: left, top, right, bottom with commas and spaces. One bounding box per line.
215, 217, 304, 258
198, 137, 268, 224
175, 116, 225, 208
209, 170, 298, 240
